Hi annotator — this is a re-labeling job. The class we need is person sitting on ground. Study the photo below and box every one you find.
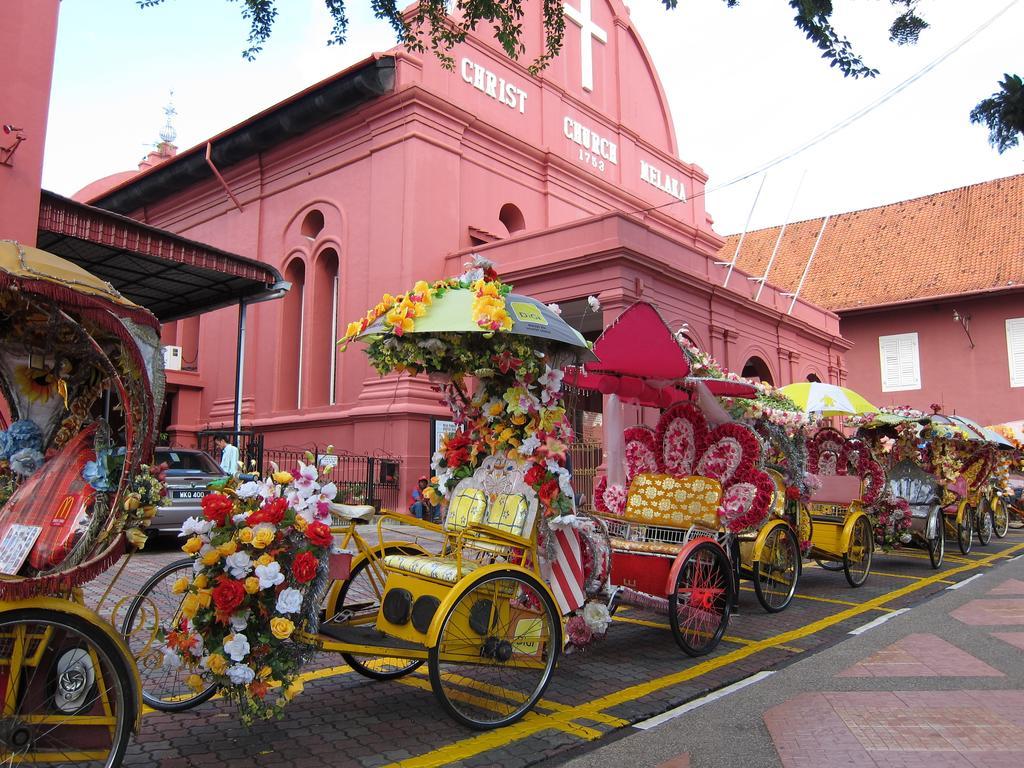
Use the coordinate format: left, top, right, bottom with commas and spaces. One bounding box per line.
409, 476, 436, 521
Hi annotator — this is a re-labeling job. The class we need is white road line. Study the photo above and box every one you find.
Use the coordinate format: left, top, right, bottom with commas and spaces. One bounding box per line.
848, 607, 910, 635
632, 671, 775, 730
946, 573, 985, 590
1010, 554, 1023, 562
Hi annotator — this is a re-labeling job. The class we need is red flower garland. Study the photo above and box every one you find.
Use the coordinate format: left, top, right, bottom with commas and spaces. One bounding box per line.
718, 468, 775, 533
696, 422, 760, 486
808, 428, 848, 475
623, 426, 659, 484
593, 475, 608, 513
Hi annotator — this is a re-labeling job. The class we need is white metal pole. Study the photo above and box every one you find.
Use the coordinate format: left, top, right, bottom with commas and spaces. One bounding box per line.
787, 214, 830, 315
722, 173, 767, 289
754, 170, 806, 302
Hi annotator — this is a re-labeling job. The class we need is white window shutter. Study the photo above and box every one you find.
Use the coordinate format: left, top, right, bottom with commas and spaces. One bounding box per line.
1008, 319, 1024, 388
879, 333, 921, 392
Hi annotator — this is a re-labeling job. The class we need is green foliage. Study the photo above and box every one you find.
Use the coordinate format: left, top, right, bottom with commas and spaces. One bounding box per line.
971, 73, 1024, 153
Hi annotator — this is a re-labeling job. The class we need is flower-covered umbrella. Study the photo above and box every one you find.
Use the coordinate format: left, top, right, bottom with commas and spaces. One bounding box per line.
778, 382, 878, 417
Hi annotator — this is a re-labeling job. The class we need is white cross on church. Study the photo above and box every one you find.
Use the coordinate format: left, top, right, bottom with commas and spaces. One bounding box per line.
564, 0, 607, 92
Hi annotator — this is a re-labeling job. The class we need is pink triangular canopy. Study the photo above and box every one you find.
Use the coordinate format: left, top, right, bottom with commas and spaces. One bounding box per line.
587, 302, 691, 379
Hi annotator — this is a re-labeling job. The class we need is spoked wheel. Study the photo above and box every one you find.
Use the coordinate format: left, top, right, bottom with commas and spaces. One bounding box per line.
843, 516, 874, 588
976, 505, 994, 546
753, 525, 799, 613
669, 540, 733, 656
928, 523, 945, 569
814, 558, 845, 571
956, 507, 973, 555
1, 607, 136, 767
428, 571, 560, 730
121, 558, 217, 712
330, 557, 423, 680
992, 497, 1010, 538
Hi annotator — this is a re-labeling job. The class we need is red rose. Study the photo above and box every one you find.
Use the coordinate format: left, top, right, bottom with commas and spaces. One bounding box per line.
524, 464, 546, 487
249, 497, 288, 526
785, 485, 800, 501
292, 551, 318, 583
305, 521, 333, 548
202, 493, 234, 527
211, 576, 246, 614
538, 479, 559, 505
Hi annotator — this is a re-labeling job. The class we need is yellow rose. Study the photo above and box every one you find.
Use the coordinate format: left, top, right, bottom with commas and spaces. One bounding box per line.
237, 527, 254, 544
206, 653, 228, 675
125, 527, 149, 550
272, 471, 293, 485
256, 554, 274, 567
258, 665, 273, 679
197, 589, 212, 609
182, 536, 203, 555
217, 540, 237, 557
270, 617, 295, 640
251, 527, 276, 550
244, 576, 261, 594
171, 576, 189, 594
293, 516, 308, 532
123, 495, 141, 512
180, 593, 201, 619
200, 549, 221, 566
283, 678, 304, 701
192, 574, 209, 589
186, 674, 205, 692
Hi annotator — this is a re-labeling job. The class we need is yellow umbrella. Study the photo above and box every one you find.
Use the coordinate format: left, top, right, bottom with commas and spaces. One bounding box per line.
778, 382, 878, 416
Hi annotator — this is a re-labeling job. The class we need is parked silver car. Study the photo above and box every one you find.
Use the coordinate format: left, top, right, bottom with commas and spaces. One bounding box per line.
148, 447, 227, 535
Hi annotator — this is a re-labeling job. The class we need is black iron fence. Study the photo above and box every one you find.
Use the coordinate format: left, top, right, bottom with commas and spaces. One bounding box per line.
196, 430, 403, 514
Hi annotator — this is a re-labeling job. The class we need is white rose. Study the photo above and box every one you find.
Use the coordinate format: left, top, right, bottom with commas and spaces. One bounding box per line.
179, 517, 212, 538
255, 562, 284, 589
230, 611, 249, 632
226, 663, 255, 686
582, 601, 611, 634
161, 645, 182, 669
225, 551, 253, 579
236, 481, 262, 499
276, 587, 303, 615
222, 633, 250, 662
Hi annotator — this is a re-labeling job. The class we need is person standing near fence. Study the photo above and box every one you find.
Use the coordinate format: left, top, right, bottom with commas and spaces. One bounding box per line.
215, 434, 240, 476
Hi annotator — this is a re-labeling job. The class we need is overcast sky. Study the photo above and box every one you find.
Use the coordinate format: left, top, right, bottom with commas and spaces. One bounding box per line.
43, 0, 1023, 235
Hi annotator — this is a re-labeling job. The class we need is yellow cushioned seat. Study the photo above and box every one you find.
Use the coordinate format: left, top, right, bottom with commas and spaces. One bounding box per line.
483, 493, 529, 536
622, 474, 722, 530
382, 554, 482, 583
444, 487, 486, 532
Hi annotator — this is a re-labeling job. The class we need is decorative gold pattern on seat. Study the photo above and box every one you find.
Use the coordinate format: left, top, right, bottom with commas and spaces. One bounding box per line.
622, 474, 722, 529
608, 537, 683, 556
382, 554, 482, 583
484, 493, 529, 535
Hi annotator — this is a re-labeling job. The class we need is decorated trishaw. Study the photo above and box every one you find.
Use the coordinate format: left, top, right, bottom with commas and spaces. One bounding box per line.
572, 303, 799, 618
0, 240, 166, 766
131, 260, 736, 732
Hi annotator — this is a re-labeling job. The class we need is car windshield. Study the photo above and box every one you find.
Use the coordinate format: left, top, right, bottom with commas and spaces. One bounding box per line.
156, 449, 224, 476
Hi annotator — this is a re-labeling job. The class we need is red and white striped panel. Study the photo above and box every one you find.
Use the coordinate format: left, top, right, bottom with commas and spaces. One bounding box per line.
547, 527, 585, 615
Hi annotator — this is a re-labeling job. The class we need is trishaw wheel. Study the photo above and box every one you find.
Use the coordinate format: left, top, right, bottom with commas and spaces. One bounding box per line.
843, 516, 874, 588
753, 525, 799, 613
428, 571, 560, 730
814, 558, 844, 572
956, 509, 973, 555
0, 607, 135, 767
121, 558, 218, 712
992, 498, 1009, 538
928, 524, 944, 569
669, 540, 732, 657
335, 558, 423, 680
976, 506, 994, 546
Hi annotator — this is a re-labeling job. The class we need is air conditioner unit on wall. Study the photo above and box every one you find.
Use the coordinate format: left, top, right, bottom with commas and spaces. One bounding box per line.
163, 345, 182, 371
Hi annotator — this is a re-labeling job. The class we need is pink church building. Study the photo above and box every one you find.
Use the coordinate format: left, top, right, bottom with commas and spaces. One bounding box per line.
75, 0, 849, 500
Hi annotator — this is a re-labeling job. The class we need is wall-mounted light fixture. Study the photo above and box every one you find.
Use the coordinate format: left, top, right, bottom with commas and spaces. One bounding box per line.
952, 309, 975, 348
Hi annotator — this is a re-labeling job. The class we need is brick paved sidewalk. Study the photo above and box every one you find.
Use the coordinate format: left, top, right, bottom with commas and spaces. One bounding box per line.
558, 552, 1024, 768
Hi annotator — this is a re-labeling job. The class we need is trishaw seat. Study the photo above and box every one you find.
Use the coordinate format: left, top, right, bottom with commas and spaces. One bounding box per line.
809, 474, 862, 506
606, 537, 685, 556
381, 554, 483, 583
329, 502, 376, 522
618, 473, 722, 530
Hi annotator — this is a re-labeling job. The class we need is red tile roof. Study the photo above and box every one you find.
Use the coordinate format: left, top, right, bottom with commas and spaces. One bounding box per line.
717, 172, 1024, 311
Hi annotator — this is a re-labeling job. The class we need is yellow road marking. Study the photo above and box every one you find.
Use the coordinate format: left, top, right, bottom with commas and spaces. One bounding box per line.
612, 613, 803, 654
737, 585, 894, 612
387, 541, 1024, 768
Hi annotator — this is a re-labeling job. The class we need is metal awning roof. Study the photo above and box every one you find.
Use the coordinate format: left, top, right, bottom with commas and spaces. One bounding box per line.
36, 190, 287, 322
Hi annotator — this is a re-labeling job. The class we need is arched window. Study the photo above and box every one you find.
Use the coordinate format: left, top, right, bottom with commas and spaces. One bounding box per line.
499, 203, 525, 235
278, 258, 305, 409
741, 356, 774, 385
300, 209, 325, 239
806, 373, 822, 383
309, 248, 340, 406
